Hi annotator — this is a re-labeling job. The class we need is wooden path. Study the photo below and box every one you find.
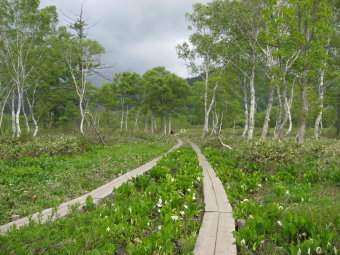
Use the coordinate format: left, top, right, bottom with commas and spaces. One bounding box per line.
191, 142, 237, 255
0, 140, 183, 234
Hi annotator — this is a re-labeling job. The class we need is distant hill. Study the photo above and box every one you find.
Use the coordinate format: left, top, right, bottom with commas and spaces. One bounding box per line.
187, 75, 202, 86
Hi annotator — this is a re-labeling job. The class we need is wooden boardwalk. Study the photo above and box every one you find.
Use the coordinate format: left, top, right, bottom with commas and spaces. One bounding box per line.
0, 140, 183, 234
191, 142, 237, 255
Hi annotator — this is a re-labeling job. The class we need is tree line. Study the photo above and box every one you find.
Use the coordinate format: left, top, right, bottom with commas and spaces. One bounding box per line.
0, 0, 339, 144
0, 0, 190, 137
177, 0, 339, 144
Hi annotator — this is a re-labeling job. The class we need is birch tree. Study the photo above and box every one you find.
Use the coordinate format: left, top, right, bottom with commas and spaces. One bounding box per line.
292, 0, 334, 144
113, 72, 141, 130
2, 0, 58, 137
65, 7, 104, 135
177, 2, 224, 138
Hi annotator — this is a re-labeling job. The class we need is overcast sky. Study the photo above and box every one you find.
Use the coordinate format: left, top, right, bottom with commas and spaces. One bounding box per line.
39, 0, 210, 85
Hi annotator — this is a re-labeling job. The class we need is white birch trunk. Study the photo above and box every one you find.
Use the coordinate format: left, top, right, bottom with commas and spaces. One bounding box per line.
286, 85, 294, 136
274, 86, 282, 139
79, 96, 85, 135
15, 88, 22, 138
297, 85, 309, 144
203, 82, 219, 138
0, 89, 11, 131
134, 109, 140, 132
27, 95, 39, 137
163, 118, 167, 134
241, 81, 249, 137
261, 84, 275, 140
125, 106, 129, 130
22, 100, 30, 134
154, 116, 157, 131
203, 62, 210, 138
151, 114, 155, 133
314, 69, 325, 139
168, 116, 172, 134
247, 66, 256, 142
11, 96, 16, 138
120, 106, 124, 129
144, 115, 148, 132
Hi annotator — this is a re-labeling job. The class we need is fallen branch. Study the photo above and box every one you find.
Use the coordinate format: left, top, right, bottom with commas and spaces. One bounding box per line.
216, 135, 233, 150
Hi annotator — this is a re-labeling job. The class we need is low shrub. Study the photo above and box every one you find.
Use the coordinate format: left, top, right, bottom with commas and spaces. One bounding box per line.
0, 135, 91, 160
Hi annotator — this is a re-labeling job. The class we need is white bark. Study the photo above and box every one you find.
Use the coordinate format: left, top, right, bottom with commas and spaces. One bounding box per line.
202, 62, 210, 138
163, 118, 167, 134
261, 84, 275, 139
203, 81, 219, 138
286, 85, 294, 136
151, 114, 155, 133
21, 99, 30, 134
15, 88, 22, 138
134, 109, 140, 132
79, 96, 85, 135
26, 90, 39, 137
168, 116, 172, 134
144, 115, 148, 132
314, 68, 325, 139
274, 86, 282, 139
11, 96, 16, 138
247, 66, 256, 142
202, 59, 219, 138
241, 80, 249, 137
297, 83, 309, 144
120, 103, 124, 129
0, 88, 11, 131
125, 106, 129, 130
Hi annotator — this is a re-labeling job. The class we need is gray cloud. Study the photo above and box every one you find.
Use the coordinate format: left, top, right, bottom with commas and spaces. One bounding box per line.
40, 0, 210, 85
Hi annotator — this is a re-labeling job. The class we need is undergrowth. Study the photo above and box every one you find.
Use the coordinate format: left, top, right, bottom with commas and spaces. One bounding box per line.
0, 147, 204, 254
203, 138, 339, 255
0, 143, 172, 224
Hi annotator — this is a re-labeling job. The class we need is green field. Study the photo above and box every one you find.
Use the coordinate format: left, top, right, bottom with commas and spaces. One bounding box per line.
202, 137, 340, 254
0, 147, 204, 255
0, 135, 173, 225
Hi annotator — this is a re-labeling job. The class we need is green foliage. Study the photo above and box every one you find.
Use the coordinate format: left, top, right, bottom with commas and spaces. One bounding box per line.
0, 135, 86, 160
203, 138, 339, 254
85, 195, 94, 211
0, 141, 171, 224
0, 148, 204, 254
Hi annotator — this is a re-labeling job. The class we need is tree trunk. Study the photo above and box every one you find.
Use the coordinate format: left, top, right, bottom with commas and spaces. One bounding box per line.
297, 86, 309, 144
154, 116, 157, 131
260, 85, 275, 140
151, 114, 155, 133
286, 85, 294, 136
11, 96, 16, 138
15, 89, 22, 138
203, 63, 210, 138
278, 80, 289, 140
120, 99, 124, 129
314, 69, 325, 139
144, 114, 148, 132
203, 82, 219, 139
22, 101, 30, 134
79, 96, 85, 135
134, 109, 140, 132
125, 106, 129, 130
241, 79, 249, 137
163, 118, 167, 134
0, 89, 11, 132
247, 66, 256, 142
168, 116, 172, 134
27, 96, 39, 137
274, 86, 283, 139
